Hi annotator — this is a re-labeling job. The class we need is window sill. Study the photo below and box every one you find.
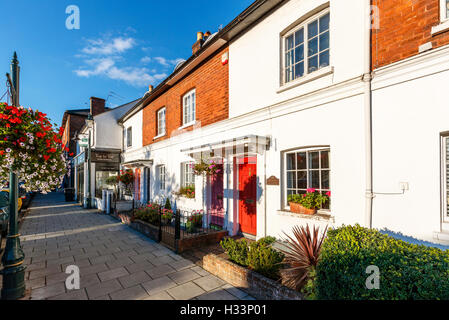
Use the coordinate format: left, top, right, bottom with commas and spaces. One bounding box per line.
178, 121, 196, 130
277, 66, 333, 94
431, 20, 449, 36
277, 209, 335, 223
153, 133, 166, 141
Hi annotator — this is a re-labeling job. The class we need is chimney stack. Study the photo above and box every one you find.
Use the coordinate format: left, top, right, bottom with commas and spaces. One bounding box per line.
90, 97, 105, 116
192, 31, 205, 55
148, 85, 153, 93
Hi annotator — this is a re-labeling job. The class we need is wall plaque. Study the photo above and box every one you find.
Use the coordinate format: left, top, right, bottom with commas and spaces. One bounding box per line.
267, 176, 280, 185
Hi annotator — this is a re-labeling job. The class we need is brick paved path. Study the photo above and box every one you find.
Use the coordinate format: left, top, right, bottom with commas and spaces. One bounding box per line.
18, 192, 253, 300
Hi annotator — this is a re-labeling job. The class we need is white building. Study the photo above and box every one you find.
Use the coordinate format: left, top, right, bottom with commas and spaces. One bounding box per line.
74, 99, 139, 209
118, 0, 449, 244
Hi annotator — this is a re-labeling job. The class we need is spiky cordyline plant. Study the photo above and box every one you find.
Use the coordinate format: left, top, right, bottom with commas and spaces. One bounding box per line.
279, 224, 328, 291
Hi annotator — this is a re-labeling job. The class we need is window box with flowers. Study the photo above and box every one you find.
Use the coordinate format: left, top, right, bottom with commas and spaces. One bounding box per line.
287, 188, 330, 215
175, 185, 195, 199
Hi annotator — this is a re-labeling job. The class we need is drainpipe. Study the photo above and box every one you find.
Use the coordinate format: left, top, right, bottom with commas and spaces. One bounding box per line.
364, 0, 374, 228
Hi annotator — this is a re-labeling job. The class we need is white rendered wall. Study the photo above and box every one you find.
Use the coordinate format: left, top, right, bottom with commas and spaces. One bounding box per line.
371, 45, 449, 242
229, 0, 365, 119
122, 110, 143, 153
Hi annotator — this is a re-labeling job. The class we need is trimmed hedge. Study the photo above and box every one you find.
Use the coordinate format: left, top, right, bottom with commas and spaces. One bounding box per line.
315, 224, 449, 300
220, 236, 284, 280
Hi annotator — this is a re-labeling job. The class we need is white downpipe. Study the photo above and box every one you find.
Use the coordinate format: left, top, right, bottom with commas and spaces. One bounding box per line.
364, 1, 374, 228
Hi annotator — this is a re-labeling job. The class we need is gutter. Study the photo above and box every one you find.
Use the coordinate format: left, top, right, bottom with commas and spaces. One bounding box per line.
364, 1, 374, 228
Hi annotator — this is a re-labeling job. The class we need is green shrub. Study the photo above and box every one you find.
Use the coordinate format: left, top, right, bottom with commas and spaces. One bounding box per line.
314, 224, 449, 300
164, 198, 171, 210
220, 237, 284, 280
220, 238, 249, 266
248, 240, 284, 280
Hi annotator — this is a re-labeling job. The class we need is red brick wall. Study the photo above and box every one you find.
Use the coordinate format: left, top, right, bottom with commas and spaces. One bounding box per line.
61, 114, 87, 155
372, 0, 449, 69
142, 46, 229, 146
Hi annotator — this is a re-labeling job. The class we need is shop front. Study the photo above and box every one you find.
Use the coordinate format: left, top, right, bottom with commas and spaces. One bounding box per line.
91, 150, 120, 209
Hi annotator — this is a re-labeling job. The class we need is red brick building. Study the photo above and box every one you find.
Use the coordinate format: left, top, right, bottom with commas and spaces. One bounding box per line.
141, 39, 229, 146
372, 0, 449, 69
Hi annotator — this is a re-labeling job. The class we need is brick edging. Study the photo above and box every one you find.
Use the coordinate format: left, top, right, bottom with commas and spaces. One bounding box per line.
202, 253, 303, 300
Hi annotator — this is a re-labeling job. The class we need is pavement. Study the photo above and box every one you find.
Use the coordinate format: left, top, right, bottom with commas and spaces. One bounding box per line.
13, 192, 254, 300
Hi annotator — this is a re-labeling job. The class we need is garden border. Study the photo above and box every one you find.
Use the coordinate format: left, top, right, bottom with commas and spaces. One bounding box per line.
202, 253, 303, 300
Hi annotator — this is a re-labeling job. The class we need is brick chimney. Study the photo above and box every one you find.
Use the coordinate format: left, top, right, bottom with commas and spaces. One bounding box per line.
192, 31, 204, 55
90, 97, 105, 116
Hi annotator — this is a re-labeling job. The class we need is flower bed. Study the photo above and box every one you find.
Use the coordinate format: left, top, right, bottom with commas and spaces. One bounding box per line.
202, 252, 302, 300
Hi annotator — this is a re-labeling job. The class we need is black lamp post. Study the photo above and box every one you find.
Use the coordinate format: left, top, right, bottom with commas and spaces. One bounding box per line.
1, 52, 26, 300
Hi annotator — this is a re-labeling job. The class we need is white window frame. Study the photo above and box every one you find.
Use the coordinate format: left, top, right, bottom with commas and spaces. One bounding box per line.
181, 162, 195, 188
158, 165, 166, 191
441, 135, 449, 222
281, 9, 330, 86
126, 127, 132, 149
283, 147, 330, 211
157, 107, 166, 137
182, 89, 196, 127
441, 0, 449, 22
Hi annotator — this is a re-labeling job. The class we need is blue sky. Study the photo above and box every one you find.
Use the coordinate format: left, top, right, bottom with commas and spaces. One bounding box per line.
0, 0, 253, 126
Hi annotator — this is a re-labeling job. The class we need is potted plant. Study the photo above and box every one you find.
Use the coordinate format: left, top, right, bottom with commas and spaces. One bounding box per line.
161, 208, 174, 225
175, 185, 195, 199
287, 189, 330, 215
186, 210, 203, 233
192, 159, 221, 176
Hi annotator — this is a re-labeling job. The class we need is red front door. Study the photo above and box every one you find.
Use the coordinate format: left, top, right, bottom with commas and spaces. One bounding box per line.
238, 157, 257, 235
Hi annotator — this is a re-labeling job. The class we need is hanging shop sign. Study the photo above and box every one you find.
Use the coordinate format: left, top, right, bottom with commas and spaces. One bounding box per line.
91, 151, 120, 163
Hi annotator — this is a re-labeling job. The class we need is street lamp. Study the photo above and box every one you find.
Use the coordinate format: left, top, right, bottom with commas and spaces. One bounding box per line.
1, 52, 26, 300
86, 114, 94, 209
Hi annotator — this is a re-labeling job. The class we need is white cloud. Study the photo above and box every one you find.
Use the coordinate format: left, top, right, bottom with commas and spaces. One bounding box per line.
82, 37, 136, 55
75, 57, 166, 87
74, 34, 182, 87
154, 56, 169, 67
140, 56, 151, 64
154, 56, 185, 67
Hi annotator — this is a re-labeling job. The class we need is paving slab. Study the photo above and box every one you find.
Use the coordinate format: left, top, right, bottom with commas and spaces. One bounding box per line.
85, 279, 123, 299
168, 268, 202, 285
109, 285, 150, 300
167, 281, 205, 300
193, 275, 226, 292
18, 192, 255, 300
142, 276, 178, 296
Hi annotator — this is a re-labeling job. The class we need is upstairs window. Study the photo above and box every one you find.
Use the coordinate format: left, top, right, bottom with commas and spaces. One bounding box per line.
283, 10, 330, 84
126, 127, 132, 148
182, 89, 196, 126
157, 108, 166, 137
